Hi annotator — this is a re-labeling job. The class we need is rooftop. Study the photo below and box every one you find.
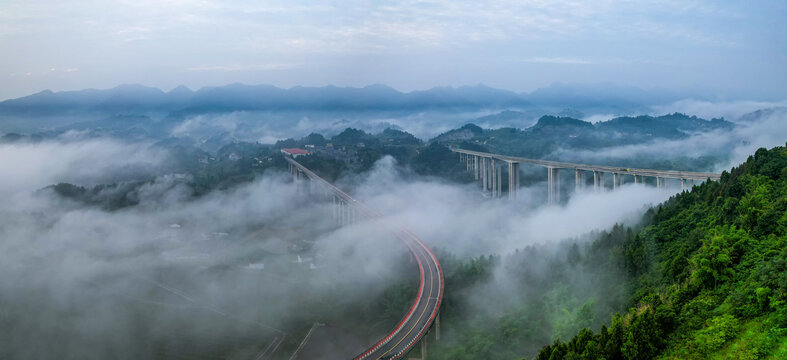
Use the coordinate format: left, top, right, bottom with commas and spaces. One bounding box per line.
281, 148, 310, 155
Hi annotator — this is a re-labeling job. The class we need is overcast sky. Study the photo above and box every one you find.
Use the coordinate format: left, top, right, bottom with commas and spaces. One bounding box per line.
1, 0, 785, 100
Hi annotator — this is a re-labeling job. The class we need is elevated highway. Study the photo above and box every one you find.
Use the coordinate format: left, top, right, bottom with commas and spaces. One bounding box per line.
451, 147, 722, 202
285, 157, 444, 360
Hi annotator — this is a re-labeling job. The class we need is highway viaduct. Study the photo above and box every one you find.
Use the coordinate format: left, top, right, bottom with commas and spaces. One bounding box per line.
286, 158, 444, 360
452, 148, 722, 203
283, 149, 720, 358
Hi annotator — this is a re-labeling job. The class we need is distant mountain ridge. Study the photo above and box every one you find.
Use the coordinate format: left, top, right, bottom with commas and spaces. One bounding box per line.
0, 83, 533, 115
432, 113, 734, 163
0, 83, 706, 116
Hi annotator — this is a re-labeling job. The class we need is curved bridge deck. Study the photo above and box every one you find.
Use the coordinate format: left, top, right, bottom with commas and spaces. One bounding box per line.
285, 158, 444, 360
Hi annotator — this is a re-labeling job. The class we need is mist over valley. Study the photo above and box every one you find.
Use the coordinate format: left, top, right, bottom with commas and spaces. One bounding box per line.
2, 1, 786, 359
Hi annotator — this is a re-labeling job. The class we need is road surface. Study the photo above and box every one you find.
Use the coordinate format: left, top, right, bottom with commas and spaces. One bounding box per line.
285, 157, 444, 360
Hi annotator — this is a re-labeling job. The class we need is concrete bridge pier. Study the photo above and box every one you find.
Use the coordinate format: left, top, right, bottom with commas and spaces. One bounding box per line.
486, 158, 496, 195
337, 200, 344, 225
474, 156, 479, 180
575, 169, 585, 193
421, 337, 427, 360
613, 173, 619, 191
507, 161, 520, 199
488, 158, 495, 194
547, 167, 560, 204
482, 157, 488, 192
547, 167, 552, 203
333, 195, 338, 222
488, 159, 495, 196
342, 202, 349, 225
496, 161, 502, 197
490, 159, 501, 197
681, 178, 687, 191
293, 168, 307, 193
593, 171, 599, 192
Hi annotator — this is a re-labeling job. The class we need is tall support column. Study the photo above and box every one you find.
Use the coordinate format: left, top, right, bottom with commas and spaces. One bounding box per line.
490, 159, 496, 193
474, 156, 479, 180
681, 178, 686, 191
634, 175, 639, 184
593, 171, 599, 192
294, 170, 301, 193
613, 173, 619, 190
547, 167, 553, 204
332, 195, 336, 221
547, 167, 560, 204
575, 169, 583, 193
656, 176, 662, 189
482, 157, 488, 191
490, 159, 497, 196
421, 337, 427, 360
496, 161, 502, 197
508, 162, 520, 199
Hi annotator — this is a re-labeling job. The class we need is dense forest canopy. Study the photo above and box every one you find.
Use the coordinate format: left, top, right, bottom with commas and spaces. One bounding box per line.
6, 107, 785, 359
531, 145, 787, 360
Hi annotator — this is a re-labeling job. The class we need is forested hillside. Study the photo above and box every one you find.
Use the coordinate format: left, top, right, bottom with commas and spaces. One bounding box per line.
536, 145, 787, 359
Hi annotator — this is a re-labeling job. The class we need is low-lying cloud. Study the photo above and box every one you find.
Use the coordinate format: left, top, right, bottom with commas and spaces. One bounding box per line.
0, 136, 168, 196
652, 99, 787, 122
552, 106, 787, 172
0, 131, 764, 358
350, 156, 671, 256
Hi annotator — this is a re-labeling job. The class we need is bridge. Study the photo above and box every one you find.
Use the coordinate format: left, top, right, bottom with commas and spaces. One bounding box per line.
451, 148, 722, 203
286, 157, 444, 360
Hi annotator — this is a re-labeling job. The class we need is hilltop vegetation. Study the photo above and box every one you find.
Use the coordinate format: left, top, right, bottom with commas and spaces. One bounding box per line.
423, 145, 786, 360
39, 112, 739, 209
433, 113, 730, 171
532, 145, 787, 360
12, 102, 783, 359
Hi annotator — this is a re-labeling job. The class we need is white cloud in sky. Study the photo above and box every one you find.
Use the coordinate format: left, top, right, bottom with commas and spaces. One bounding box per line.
0, 1, 783, 99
